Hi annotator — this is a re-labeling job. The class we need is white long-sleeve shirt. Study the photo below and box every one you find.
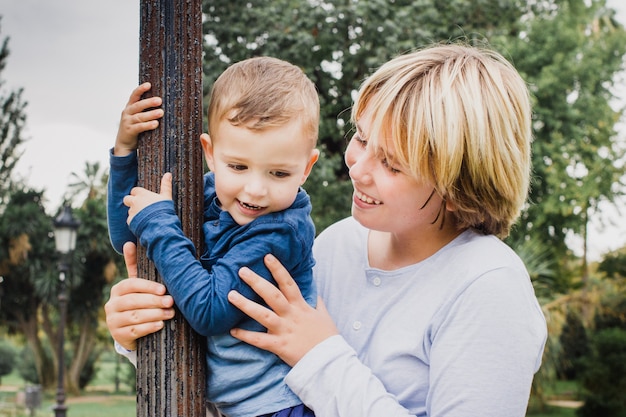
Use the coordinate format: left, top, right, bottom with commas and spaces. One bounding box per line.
286, 217, 547, 417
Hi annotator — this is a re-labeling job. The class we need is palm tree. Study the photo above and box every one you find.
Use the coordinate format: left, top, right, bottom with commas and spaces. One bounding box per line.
65, 161, 108, 204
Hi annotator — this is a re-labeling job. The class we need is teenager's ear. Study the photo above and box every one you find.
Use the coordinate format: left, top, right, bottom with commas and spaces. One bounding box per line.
200, 133, 215, 171
301, 149, 320, 185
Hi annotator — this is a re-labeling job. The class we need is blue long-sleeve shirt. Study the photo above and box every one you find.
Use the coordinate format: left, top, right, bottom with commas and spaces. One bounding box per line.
107, 150, 316, 417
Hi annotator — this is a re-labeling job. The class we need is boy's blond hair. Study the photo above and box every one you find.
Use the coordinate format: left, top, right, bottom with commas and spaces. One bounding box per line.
208, 56, 319, 148
353, 43, 532, 238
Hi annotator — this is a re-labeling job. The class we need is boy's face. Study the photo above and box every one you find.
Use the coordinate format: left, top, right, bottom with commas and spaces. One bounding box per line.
201, 118, 318, 226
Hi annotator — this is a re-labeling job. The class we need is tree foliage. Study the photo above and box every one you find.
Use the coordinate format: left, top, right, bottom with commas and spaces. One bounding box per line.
201, 1, 626, 267
0, 163, 120, 393
504, 0, 626, 283
0, 188, 57, 388
0, 20, 27, 205
201, 0, 529, 232
597, 249, 626, 281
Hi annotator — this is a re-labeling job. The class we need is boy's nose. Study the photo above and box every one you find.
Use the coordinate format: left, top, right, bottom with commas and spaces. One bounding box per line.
244, 176, 268, 197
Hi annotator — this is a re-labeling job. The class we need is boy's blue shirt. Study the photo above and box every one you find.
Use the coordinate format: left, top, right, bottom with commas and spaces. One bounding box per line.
107, 150, 317, 417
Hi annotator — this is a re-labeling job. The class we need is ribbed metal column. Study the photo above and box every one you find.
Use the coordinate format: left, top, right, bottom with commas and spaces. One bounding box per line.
137, 1, 206, 415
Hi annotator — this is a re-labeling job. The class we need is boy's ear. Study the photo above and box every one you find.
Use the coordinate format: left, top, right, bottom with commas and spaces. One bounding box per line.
200, 133, 215, 171
300, 149, 320, 185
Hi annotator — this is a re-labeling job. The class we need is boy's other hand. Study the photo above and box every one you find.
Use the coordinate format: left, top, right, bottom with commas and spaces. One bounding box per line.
114, 82, 163, 156
124, 173, 173, 224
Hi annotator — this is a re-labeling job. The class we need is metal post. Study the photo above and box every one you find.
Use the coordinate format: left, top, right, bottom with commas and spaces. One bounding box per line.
53, 266, 68, 417
137, 1, 206, 416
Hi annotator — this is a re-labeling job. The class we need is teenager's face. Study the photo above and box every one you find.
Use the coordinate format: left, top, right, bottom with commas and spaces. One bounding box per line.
202, 118, 318, 226
344, 106, 445, 236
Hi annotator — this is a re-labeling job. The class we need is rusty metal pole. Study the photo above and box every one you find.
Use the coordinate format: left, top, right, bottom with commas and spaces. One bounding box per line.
137, 1, 206, 415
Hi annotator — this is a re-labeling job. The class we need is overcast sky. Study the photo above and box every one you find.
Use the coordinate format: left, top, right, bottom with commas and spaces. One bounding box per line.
1, 0, 139, 210
1, 0, 625, 260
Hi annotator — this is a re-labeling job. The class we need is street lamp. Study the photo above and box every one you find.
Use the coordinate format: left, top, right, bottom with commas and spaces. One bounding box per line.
52, 204, 80, 417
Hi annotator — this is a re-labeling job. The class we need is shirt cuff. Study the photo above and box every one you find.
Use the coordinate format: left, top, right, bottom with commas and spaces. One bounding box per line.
109, 147, 138, 165
285, 335, 355, 394
114, 341, 137, 367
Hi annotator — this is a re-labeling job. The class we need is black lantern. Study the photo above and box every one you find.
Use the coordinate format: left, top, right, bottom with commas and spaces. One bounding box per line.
52, 204, 80, 417
53, 205, 80, 255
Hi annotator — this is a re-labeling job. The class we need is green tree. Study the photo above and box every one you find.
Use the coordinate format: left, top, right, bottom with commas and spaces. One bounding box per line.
0, 20, 27, 205
504, 0, 626, 287
0, 188, 57, 389
66, 161, 108, 203
201, 1, 626, 261
597, 249, 626, 281
0, 171, 120, 394
51, 162, 121, 394
201, 0, 528, 232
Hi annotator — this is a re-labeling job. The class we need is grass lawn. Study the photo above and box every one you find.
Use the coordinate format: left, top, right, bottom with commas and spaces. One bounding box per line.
2, 355, 583, 417
527, 405, 577, 417
0, 352, 136, 417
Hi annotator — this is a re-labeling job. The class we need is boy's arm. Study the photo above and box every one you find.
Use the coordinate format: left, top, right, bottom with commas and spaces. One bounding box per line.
130, 202, 314, 336
107, 150, 138, 254
108, 82, 163, 253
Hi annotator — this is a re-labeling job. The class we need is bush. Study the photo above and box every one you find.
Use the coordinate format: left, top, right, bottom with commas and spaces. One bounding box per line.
17, 346, 40, 384
577, 328, 626, 417
0, 341, 17, 384
558, 310, 589, 380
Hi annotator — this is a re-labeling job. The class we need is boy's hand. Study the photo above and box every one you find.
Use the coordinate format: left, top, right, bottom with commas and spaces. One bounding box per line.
123, 173, 173, 224
114, 82, 164, 156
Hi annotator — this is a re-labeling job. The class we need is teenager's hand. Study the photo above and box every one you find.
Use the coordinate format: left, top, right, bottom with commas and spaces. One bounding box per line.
123, 173, 173, 224
114, 82, 163, 156
228, 254, 339, 367
104, 242, 175, 351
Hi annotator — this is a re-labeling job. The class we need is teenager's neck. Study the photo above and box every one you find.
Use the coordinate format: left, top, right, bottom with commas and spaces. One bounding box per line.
367, 224, 464, 270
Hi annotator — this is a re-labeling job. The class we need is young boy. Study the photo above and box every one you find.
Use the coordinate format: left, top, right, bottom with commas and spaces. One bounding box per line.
107, 57, 319, 417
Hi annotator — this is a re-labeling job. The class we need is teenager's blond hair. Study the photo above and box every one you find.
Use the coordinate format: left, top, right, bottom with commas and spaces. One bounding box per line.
353, 43, 532, 238
208, 56, 319, 148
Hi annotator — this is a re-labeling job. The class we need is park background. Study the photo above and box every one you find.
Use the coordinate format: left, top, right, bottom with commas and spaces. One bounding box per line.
1, 0, 626, 416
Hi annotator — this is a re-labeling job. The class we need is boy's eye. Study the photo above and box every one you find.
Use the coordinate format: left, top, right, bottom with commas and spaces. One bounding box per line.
271, 171, 291, 178
227, 164, 247, 171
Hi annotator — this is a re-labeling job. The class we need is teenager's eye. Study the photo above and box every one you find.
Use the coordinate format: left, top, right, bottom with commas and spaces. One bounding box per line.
381, 158, 401, 174
353, 133, 367, 147
227, 164, 247, 171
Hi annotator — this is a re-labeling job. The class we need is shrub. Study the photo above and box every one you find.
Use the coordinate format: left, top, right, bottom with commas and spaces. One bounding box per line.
558, 310, 589, 380
577, 328, 626, 417
0, 341, 16, 384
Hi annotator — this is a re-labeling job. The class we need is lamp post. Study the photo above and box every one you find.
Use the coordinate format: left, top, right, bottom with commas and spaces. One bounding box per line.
52, 204, 80, 417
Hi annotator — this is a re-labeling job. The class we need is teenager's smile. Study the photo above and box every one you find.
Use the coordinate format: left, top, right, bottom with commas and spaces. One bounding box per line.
354, 189, 382, 205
